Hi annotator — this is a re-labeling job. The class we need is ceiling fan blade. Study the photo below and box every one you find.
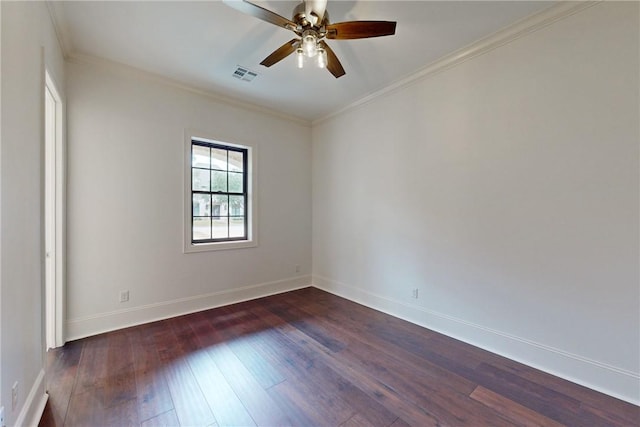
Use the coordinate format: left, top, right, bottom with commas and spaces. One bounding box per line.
304, 0, 327, 27
260, 39, 299, 67
325, 21, 397, 39
223, 0, 297, 31
319, 41, 345, 78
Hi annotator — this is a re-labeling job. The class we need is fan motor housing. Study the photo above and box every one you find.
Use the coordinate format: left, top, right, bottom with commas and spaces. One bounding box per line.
292, 2, 329, 29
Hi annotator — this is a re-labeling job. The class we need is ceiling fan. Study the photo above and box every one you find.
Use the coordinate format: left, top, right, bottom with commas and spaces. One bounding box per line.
223, 0, 397, 78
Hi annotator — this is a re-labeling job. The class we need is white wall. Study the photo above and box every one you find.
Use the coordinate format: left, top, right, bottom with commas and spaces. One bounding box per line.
1, 1, 66, 425
65, 59, 312, 339
312, 2, 639, 404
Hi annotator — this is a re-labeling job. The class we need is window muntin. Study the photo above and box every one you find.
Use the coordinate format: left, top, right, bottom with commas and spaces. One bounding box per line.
191, 140, 248, 243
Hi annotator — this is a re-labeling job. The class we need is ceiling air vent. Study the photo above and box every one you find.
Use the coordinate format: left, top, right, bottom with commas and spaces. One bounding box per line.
232, 66, 258, 82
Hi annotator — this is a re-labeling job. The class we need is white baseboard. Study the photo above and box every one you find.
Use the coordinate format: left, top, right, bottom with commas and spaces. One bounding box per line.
312, 274, 640, 406
14, 369, 48, 427
66, 275, 312, 341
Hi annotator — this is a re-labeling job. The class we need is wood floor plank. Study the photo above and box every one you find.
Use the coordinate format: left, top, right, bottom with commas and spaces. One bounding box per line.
168, 315, 256, 427
131, 324, 174, 423
277, 341, 442, 427
44, 340, 83, 426
252, 299, 525, 426
227, 335, 287, 389
248, 305, 436, 426
74, 334, 109, 394
324, 340, 514, 426
473, 362, 611, 426
288, 288, 439, 344
268, 304, 347, 353
493, 358, 640, 425
102, 399, 139, 427
388, 417, 411, 427
152, 319, 217, 427
250, 323, 398, 427
580, 401, 640, 426
247, 328, 357, 425
140, 409, 180, 427
341, 413, 376, 427
201, 306, 287, 389
266, 380, 324, 426
64, 388, 106, 427
192, 311, 293, 426
103, 331, 137, 408
257, 300, 517, 426
470, 385, 565, 427
41, 288, 639, 427
189, 351, 256, 427
281, 294, 479, 395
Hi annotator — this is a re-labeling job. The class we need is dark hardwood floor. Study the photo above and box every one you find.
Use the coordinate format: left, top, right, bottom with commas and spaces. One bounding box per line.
40, 287, 639, 426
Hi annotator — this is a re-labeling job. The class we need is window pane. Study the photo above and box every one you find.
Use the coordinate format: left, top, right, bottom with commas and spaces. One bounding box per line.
211, 148, 227, 171
212, 194, 228, 217
192, 145, 210, 168
189, 140, 250, 246
229, 195, 244, 216
193, 194, 211, 216
228, 172, 243, 193
211, 170, 227, 192
192, 169, 210, 191
230, 217, 245, 238
229, 151, 244, 172
193, 217, 211, 240
213, 217, 229, 239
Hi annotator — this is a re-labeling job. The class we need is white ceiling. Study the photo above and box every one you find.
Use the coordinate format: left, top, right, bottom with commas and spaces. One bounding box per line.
53, 1, 554, 122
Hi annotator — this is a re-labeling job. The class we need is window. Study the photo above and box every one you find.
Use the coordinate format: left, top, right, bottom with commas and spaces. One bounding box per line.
192, 141, 247, 241
185, 133, 257, 252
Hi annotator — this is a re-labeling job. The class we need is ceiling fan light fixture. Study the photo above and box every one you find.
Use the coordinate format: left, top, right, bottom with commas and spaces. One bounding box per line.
317, 47, 327, 68
296, 47, 305, 68
302, 33, 317, 57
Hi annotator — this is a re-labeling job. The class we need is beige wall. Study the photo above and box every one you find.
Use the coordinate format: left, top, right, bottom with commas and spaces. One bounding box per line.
65, 59, 312, 339
1, 1, 66, 425
312, 2, 639, 403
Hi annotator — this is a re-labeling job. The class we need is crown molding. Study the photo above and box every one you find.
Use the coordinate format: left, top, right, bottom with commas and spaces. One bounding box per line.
312, 1, 600, 127
66, 52, 311, 127
46, 1, 73, 59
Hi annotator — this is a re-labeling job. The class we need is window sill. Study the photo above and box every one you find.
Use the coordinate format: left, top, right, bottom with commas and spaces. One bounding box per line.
184, 239, 257, 253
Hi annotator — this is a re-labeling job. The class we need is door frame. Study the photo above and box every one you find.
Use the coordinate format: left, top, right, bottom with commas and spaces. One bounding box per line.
44, 69, 65, 349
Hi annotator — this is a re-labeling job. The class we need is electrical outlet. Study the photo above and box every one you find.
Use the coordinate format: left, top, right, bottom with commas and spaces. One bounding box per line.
412, 288, 419, 299
119, 290, 129, 303
295, 265, 300, 273
11, 382, 18, 411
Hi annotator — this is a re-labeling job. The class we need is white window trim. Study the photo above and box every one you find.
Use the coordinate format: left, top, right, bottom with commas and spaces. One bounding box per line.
183, 130, 258, 253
